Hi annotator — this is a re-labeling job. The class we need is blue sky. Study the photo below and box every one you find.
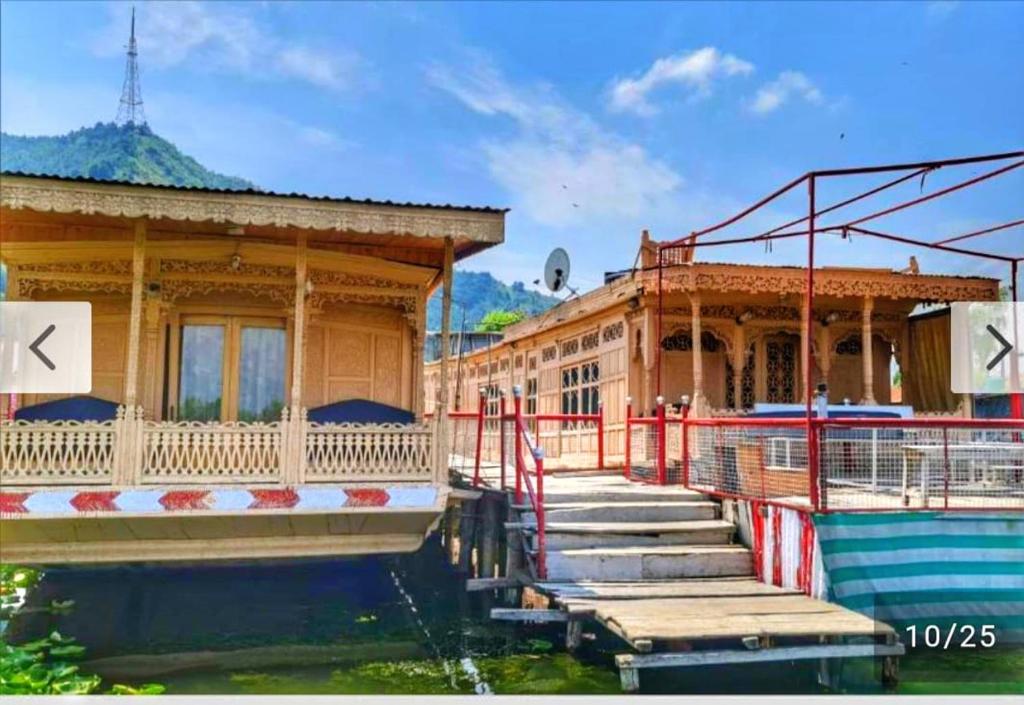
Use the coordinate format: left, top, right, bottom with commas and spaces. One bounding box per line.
1, 1, 1021, 291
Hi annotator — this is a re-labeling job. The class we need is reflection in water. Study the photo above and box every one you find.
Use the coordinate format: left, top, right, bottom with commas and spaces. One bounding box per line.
10, 536, 1016, 694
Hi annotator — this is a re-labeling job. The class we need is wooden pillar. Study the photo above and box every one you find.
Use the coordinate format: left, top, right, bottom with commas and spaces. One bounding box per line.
861, 297, 876, 405
288, 233, 308, 483
732, 323, 745, 411
141, 298, 163, 418
123, 221, 146, 407
437, 238, 455, 481
817, 323, 832, 402
411, 294, 427, 419
690, 294, 705, 414
898, 320, 910, 406
801, 295, 811, 402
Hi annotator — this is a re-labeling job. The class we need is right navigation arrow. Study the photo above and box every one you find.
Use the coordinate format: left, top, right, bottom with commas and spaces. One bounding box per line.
985, 324, 1013, 371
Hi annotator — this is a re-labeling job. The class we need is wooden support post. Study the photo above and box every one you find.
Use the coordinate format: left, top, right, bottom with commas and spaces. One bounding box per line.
124, 221, 146, 408
690, 295, 704, 414
817, 322, 832, 401
881, 632, 900, 689
117, 220, 146, 485
437, 237, 455, 482
861, 296, 877, 405
443, 504, 456, 565
733, 324, 746, 411
620, 667, 640, 693
287, 233, 308, 484
503, 514, 525, 604
457, 498, 478, 574
478, 493, 500, 580
565, 621, 583, 652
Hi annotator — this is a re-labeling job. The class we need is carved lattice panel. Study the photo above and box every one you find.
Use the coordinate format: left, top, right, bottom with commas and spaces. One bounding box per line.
765, 338, 797, 404
142, 422, 283, 482
304, 423, 433, 481
0, 420, 117, 485
725, 347, 757, 409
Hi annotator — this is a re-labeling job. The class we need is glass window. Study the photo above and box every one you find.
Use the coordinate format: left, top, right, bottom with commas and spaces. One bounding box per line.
179, 325, 225, 421
560, 359, 599, 426
238, 326, 286, 422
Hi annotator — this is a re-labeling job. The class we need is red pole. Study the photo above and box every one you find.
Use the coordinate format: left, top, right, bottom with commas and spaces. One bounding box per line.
1011, 261, 1023, 419
534, 447, 546, 579
942, 427, 951, 510
597, 401, 605, 470
806, 175, 821, 511
473, 387, 485, 487
624, 396, 633, 479
681, 395, 691, 488
513, 386, 523, 504
657, 246, 664, 397
656, 395, 667, 485
499, 390, 507, 490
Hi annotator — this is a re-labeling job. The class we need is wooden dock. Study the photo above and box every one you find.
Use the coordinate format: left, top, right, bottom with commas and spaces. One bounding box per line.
483, 472, 902, 692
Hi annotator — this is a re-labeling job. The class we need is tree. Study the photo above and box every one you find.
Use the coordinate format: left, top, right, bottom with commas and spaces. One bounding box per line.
475, 309, 526, 332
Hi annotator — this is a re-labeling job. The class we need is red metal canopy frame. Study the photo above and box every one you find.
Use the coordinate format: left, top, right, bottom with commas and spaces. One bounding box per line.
653, 150, 1024, 502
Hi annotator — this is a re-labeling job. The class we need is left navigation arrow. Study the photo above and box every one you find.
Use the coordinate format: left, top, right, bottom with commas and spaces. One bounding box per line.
28, 323, 57, 371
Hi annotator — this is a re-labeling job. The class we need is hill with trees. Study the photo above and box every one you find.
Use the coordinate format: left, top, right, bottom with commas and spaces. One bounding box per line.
427, 271, 560, 331
0, 122, 254, 189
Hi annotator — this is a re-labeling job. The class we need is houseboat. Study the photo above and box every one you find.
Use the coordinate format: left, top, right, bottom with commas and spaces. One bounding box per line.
424, 230, 1000, 469
0, 172, 505, 563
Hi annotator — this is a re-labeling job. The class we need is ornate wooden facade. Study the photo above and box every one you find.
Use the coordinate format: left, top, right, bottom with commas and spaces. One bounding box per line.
0, 173, 505, 562
424, 232, 998, 468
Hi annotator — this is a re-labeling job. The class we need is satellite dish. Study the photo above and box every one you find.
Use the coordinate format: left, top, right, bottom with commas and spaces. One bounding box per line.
544, 248, 571, 293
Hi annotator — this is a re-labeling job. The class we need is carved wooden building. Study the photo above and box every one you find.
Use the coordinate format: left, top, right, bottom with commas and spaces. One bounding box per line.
424, 232, 999, 468
0, 172, 504, 562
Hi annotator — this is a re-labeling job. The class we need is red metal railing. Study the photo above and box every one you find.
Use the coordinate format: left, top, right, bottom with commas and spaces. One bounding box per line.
624, 396, 1024, 513
510, 385, 547, 579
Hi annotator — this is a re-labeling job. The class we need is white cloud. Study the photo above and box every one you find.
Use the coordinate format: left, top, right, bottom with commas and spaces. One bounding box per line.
276, 47, 359, 92
94, 1, 362, 93
608, 47, 755, 116
926, 1, 960, 20
427, 55, 682, 227
749, 71, 824, 115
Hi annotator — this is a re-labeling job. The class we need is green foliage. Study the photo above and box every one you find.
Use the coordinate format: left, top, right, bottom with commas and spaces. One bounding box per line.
179, 396, 223, 422
0, 122, 254, 190
427, 271, 559, 331
475, 309, 526, 332
0, 565, 165, 696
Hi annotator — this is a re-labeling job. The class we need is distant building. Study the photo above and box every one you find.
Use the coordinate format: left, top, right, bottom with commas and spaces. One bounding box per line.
424, 331, 503, 363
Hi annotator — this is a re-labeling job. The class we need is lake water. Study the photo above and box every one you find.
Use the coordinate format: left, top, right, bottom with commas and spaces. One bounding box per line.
8, 537, 1021, 695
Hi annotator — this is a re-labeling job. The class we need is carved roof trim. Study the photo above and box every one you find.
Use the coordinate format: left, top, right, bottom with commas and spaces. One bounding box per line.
1, 174, 506, 244
641, 263, 999, 302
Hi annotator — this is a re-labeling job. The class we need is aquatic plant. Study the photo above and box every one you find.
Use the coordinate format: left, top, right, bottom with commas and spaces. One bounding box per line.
0, 565, 165, 696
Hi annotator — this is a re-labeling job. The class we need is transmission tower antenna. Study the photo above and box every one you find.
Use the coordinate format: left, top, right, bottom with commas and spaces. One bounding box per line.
115, 7, 146, 126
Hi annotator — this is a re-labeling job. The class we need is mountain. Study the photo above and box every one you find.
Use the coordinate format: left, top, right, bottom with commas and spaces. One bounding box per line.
0, 122, 254, 190
427, 271, 560, 331
0, 124, 556, 325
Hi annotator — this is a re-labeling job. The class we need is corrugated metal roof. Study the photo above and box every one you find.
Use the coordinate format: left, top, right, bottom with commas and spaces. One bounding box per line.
0, 170, 509, 214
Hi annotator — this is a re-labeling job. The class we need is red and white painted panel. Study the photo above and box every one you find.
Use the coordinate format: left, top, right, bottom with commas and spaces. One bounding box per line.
0, 485, 439, 517
745, 501, 827, 600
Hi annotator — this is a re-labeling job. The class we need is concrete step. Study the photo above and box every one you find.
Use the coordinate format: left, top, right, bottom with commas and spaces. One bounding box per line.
539, 487, 709, 504
524, 501, 719, 523
544, 544, 754, 581
519, 520, 735, 550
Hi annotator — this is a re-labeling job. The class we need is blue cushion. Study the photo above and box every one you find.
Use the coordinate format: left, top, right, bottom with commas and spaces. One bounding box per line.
307, 399, 414, 425
14, 396, 119, 422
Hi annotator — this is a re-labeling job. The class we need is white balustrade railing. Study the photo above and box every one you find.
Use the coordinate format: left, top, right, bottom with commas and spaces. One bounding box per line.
141, 419, 286, 483
1, 406, 442, 487
304, 422, 435, 482
0, 418, 118, 485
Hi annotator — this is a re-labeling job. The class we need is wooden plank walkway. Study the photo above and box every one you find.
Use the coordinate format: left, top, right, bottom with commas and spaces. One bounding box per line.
478, 472, 903, 691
